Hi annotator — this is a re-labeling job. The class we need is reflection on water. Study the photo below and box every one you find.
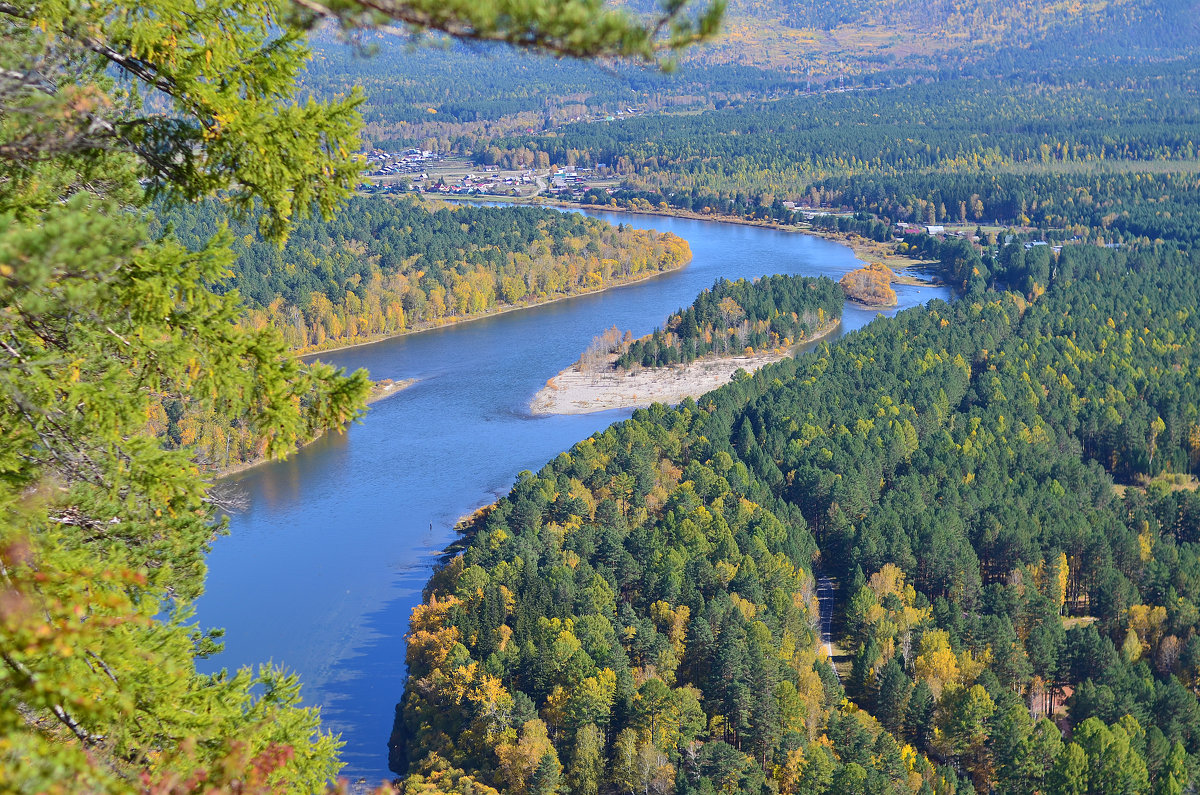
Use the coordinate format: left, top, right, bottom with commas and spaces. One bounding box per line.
195, 209, 952, 782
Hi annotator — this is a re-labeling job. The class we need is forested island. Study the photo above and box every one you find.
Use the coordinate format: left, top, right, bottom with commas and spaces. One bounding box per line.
838, 264, 897, 308
532, 276, 843, 415
614, 276, 844, 370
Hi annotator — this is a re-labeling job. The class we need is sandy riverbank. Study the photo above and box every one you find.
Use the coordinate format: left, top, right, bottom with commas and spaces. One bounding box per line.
365, 377, 418, 405
530, 353, 787, 415
213, 377, 417, 480
531, 323, 838, 416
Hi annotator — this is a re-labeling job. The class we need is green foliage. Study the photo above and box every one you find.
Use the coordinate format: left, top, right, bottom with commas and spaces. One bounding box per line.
0, 0, 379, 785
297, 0, 725, 65
162, 196, 691, 354
614, 275, 843, 369
1, 0, 725, 788
1, 0, 364, 241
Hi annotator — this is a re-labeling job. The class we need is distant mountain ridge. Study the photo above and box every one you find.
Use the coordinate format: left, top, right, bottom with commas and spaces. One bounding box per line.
677, 0, 1200, 73
306, 0, 1200, 149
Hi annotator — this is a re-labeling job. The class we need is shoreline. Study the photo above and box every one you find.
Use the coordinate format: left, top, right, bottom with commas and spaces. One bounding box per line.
300, 196, 937, 363
211, 378, 417, 481
299, 256, 692, 362
530, 320, 840, 416
448, 194, 938, 276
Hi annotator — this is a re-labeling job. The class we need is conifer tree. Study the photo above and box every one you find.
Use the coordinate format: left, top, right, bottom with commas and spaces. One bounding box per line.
0, 0, 721, 789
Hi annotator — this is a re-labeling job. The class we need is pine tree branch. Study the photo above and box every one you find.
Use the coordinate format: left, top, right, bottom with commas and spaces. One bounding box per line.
0, 2, 176, 94
289, 0, 720, 60
0, 651, 107, 746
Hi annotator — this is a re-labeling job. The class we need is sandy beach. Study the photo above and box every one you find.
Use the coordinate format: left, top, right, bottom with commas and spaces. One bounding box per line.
533, 320, 841, 416
531, 350, 790, 415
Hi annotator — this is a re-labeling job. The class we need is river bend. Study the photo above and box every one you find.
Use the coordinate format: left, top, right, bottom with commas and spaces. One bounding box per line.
195, 209, 951, 781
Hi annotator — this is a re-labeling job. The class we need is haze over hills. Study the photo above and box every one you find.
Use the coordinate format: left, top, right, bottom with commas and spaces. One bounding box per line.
700, 0, 1200, 70
307, 0, 1200, 151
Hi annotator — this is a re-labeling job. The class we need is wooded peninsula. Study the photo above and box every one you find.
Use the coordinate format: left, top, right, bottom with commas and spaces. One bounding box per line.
165, 197, 692, 354
532, 275, 846, 414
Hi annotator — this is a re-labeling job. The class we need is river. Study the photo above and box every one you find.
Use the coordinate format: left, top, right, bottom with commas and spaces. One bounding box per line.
195, 208, 951, 783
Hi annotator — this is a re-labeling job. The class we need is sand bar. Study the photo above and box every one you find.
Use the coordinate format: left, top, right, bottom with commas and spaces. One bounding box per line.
532, 316, 842, 416
533, 321, 840, 415
531, 351, 789, 415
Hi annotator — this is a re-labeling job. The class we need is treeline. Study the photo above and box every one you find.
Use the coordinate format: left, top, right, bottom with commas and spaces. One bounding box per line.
397, 237, 1200, 793
613, 275, 843, 369
152, 197, 687, 471
489, 58, 1200, 193
484, 58, 1200, 252
162, 196, 691, 353
810, 170, 1200, 245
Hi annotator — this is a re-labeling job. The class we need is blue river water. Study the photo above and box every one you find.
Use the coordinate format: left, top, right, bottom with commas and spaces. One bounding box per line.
194, 208, 951, 783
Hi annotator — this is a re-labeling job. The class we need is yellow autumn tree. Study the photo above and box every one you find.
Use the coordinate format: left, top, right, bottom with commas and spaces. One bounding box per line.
495, 719, 559, 795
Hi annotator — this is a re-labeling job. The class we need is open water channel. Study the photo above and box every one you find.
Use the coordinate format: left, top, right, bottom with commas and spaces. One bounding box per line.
195, 208, 952, 783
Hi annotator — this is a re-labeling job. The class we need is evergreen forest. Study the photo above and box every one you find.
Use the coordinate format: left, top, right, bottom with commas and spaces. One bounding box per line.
396, 235, 1200, 795
613, 275, 844, 370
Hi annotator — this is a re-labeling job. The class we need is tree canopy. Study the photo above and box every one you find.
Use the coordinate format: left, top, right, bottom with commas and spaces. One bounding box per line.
0, 0, 722, 790
398, 234, 1200, 795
